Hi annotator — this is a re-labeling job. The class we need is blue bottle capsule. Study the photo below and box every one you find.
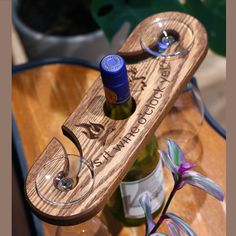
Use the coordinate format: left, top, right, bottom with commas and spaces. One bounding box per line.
100, 54, 130, 104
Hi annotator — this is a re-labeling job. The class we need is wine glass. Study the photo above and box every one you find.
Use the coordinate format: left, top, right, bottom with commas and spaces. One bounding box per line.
55, 216, 111, 236
156, 81, 204, 162
140, 17, 204, 161
35, 153, 111, 235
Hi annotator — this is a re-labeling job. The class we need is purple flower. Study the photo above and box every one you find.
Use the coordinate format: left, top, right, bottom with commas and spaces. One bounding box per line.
159, 139, 224, 201
140, 139, 224, 236
159, 140, 195, 182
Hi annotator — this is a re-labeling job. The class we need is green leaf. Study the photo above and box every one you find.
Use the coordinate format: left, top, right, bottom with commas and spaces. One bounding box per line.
90, 0, 225, 56
181, 170, 224, 201
184, 0, 225, 56
139, 192, 156, 235
167, 221, 183, 236
159, 150, 178, 182
201, 0, 226, 19
91, 0, 185, 43
167, 140, 182, 166
165, 213, 196, 236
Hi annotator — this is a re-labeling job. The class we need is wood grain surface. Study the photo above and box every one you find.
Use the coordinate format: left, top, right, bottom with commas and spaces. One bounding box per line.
12, 64, 100, 235
21, 12, 210, 225
118, 11, 202, 62
12, 62, 226, 235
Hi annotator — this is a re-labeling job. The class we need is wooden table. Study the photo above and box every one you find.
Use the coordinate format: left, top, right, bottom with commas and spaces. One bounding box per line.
12, 63, 226, 235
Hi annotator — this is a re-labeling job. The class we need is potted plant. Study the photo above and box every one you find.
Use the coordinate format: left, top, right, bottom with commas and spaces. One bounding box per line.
13, 0, 225, 63
12, 0, 129, 63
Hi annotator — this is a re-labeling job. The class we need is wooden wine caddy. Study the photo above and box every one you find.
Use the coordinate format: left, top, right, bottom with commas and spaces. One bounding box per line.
25, 12, 208, 225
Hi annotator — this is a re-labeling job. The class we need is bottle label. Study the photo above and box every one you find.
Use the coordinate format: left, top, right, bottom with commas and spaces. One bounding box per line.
120, 160, 165, 219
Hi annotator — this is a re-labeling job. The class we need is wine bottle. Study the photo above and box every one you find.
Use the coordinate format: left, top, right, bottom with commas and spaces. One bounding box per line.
99, 54, 165, 226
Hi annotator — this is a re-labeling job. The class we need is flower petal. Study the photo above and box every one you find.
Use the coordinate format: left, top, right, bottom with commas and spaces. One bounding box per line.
139, 192, 155, 235
167, 221, 183, 236
159, 150, 178, 181
165, 213, 196, 236
167, 140, 186, 166
181, 170, 224, 201
178, 162, 195, 174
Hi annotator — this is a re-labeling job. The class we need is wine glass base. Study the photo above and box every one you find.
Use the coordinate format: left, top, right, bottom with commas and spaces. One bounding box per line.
35, 156, 94, 206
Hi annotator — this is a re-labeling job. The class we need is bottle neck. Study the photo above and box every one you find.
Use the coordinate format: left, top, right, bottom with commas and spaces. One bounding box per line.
104, 96, 135, 120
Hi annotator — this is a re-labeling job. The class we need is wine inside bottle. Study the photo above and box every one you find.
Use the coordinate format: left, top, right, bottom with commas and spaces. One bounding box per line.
100, 54, 165, 226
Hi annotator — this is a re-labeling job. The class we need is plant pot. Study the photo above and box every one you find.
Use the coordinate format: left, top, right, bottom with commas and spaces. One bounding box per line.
12, 0, 127, 63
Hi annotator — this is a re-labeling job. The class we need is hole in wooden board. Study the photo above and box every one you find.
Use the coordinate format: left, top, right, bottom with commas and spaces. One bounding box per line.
103, 97, 136, 120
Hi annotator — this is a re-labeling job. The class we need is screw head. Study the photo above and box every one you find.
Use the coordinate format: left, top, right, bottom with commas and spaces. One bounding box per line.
57, 178, 74, 191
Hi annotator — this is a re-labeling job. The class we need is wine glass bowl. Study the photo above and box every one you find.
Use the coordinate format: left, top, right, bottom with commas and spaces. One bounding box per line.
156, 82, 204, 162
55, 216, 111, 236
